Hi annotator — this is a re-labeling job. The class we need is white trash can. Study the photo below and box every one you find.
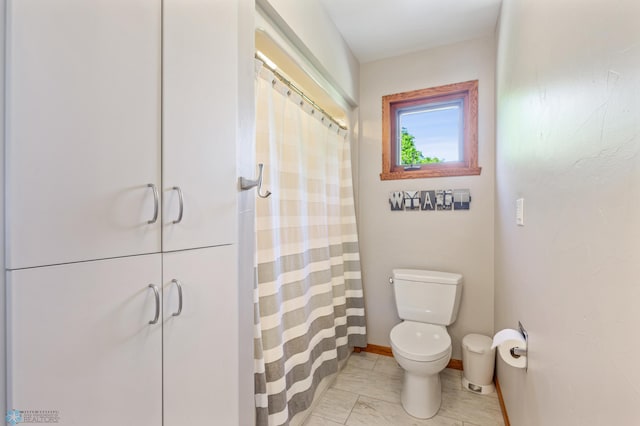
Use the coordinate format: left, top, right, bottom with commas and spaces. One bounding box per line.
461, 334, 495, 394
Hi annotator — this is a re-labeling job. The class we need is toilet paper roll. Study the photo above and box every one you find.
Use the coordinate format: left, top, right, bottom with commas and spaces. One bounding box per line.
492, 329, 527, 369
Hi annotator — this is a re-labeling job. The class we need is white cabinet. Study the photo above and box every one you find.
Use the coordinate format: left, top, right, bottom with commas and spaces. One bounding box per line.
162, 246, 238, 426
6, 247, 239, 426
7, 254, 163, 426
6, 0, 162, 270
5, 0, 239, 424
6, 0, 238, 270
162, 0, 237, 252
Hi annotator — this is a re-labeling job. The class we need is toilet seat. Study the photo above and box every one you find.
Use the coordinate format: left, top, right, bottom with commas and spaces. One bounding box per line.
390, 321, 451, 362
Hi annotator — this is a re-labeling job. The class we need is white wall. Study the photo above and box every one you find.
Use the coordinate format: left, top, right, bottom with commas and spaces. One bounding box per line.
0, 0, 5, 418
495, 0, 640, 424
236, 0, 255, 424
359, 37, 496, 359
256, 0, 359, 106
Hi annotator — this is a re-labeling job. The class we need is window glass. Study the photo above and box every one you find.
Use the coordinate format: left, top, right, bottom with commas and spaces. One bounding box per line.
397, 99, 463, 165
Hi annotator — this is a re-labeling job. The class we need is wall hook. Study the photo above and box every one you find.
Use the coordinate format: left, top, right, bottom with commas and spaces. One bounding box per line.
239, 163, 271, 198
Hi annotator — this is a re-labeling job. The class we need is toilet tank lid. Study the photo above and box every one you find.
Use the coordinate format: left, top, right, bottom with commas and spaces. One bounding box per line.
392, 269, 463, 285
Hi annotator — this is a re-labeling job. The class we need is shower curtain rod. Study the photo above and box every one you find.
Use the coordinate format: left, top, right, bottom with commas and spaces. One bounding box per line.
255, 54, 348, 131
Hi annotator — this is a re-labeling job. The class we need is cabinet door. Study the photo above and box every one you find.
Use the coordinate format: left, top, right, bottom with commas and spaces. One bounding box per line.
162, 0, 236, 251
163, 246, 238, 425
6, 0, 162, 269
7, 254, 163, 426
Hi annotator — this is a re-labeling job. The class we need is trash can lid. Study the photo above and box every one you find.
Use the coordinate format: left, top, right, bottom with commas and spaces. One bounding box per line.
462, 334, 493, 354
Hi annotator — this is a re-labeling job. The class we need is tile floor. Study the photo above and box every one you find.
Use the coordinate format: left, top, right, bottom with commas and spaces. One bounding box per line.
302, 352, 505, 426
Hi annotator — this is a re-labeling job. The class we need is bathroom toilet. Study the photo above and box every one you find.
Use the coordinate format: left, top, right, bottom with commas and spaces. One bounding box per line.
389, 269, 463, 419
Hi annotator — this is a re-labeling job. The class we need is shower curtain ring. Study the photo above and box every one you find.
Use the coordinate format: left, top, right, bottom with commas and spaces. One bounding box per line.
239, 163, 272, 198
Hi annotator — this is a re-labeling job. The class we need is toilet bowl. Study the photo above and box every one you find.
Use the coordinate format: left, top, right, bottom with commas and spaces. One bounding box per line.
389, 269, 463, 419
390, 321, 452, 418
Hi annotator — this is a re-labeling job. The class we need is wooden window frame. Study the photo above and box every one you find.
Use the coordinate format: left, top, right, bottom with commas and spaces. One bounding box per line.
380, 80, 481, 180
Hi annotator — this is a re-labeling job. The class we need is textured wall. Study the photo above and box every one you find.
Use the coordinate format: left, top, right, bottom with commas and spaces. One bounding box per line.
495, 0, 640, 424
359, 37, 496, 359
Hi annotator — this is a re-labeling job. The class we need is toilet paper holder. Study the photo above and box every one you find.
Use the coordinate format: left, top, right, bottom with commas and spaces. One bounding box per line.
510, 347, 527, 358
510, 321, 529, 370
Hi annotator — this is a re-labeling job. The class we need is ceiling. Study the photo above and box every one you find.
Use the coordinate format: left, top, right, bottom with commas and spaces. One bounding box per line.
319, 0, 502, 63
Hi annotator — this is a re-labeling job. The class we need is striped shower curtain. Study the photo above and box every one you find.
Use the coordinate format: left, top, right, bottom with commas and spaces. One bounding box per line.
253, 62, 367, 426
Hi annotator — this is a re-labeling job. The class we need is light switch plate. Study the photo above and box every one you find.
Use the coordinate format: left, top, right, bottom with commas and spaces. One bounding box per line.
516, 198, 524, 226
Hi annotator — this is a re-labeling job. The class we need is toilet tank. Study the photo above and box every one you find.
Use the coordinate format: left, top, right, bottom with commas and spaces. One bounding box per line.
392, 269, 463, 325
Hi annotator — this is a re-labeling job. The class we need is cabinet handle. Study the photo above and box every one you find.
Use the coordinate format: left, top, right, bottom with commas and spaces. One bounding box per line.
172, 186, 184, 224
148, 284, 160, 325
171, 279, 183, 317
147, 183, 159, 224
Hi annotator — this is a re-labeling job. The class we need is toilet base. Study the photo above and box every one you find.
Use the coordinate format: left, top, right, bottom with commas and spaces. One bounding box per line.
400, 371, 442, 419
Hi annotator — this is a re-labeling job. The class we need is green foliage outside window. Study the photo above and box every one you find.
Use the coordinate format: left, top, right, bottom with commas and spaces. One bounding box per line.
400, 127, 442, 165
